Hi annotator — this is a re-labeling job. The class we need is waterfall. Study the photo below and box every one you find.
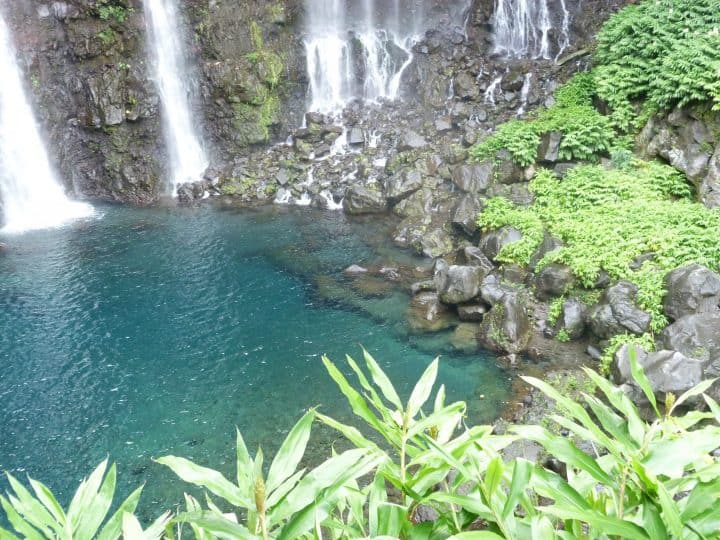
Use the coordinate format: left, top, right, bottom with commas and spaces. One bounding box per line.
145, 0, 207, 194
492, 0, 554, 59
0, 13, 93, 234
304, 0, 422, 115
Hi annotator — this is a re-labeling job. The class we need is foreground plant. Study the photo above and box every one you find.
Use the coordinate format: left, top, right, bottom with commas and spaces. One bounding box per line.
2, 351, 719, 539
0, 459, 169, 540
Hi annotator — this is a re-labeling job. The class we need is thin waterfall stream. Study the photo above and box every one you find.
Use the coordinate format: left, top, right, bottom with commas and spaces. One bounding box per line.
0, 12, 93, 234
145, 0, 208, 194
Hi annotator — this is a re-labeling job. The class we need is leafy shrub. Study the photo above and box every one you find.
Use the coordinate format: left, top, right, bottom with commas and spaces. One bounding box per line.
3, 352, 720, 539
595, 0, 720, 116
477, 162, 720, 329
470, 74, 614, 166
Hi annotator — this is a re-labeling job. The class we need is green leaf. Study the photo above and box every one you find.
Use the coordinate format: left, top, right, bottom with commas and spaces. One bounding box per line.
656, 482, 683, 537
628, 346, 660, 417
97, 485, 144, 540
315, 412, 381, 452
484, 457, 503, 498
174, 510, 256, 540
642, 498, 669, 540
671, 378, 718, 414
27, 479, 65, 527
0, 495, 45, 540
74, 462, 117, 539
67, 458, 110, 534
363, 349, 403, 410
266, 410, 314, 493
155, 456, 249, 507
502, 459, 532, 519
530, 516, 557, 540
643, 429, 720, 477
447, 532, 505, 540
407, 359, 439, 419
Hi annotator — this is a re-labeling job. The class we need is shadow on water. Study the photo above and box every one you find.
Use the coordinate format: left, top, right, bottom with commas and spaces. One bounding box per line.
0, 204, 509, 521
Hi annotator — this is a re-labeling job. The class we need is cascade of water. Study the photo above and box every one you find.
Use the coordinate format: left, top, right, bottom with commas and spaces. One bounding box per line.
304, 0, 424, 115
0, 13, 94, 234
555, 0, 571, 60
492, 0, 555, 59
484, 76, 503, 105
145, 0, 208, 194
516, 73, 533, 115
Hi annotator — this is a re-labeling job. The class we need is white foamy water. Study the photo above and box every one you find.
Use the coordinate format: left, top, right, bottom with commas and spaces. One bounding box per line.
492, 0, 554, 59
305, 0, 468, 115
0, 13, 94, 234
145, 0, 208, 194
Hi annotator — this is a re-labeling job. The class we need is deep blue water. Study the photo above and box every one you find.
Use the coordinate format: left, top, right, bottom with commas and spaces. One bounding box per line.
0, 205, 508, 518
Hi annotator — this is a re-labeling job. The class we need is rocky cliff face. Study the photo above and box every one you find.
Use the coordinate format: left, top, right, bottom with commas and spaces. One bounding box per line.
6, 0, 628, 205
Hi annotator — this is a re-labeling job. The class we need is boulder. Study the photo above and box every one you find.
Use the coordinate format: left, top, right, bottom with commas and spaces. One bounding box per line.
398, 130, 427, 151
615, 345, 705, 401
480, 274, 515, 306
534, 264, 575, 300
451, 323, 480, 353
559, 298, 586, 340
451, 161, 493, 193
663, 264, 720, 321
433, 260, 487, 305
385, 169, 424, 203
464, 246, 495, 275
479, 226, 523, 262
343, 185, 387, 214
661, 312, 720, 365
452, 194, 483, 236
347, 127, 364, 145
529, 233, 563, 270
494, 150, 524, 184
586, 281, 652, 339
407, 292, 457, 332
537, 131, 562, 163
478, 290, 533, 354
419, 228, 455, 259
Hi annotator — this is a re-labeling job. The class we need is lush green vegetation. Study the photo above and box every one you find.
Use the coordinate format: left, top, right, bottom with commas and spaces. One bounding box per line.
595, 0, 720, 130
470, 74, 615, 167
2, 353, 720, 539
478, 161, 720, 332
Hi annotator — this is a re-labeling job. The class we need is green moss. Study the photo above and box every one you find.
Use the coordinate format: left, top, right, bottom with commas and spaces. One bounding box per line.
478, 161, 720, 332
547, 297, 565, 327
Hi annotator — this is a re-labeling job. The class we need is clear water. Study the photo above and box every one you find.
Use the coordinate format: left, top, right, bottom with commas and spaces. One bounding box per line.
0, 206, 508, 520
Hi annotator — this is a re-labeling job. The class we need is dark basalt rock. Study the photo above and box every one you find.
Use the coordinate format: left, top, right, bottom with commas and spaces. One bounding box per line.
558, 297, 587, 340
479, 226, 523, 262
534, 264, 575, 300
407, 292, 457, 332
384, 169, 424, 203
615, 344, 706, 403
586, 281, 652, 339
450, 161, 493, 193
433, 260, 488, 305
478, 289, 532, 354
661, 312, 720, 366
452, 194, 484, 236
463, 246, 495, 275
343, 185, 387, 214
663, 264, 720, 321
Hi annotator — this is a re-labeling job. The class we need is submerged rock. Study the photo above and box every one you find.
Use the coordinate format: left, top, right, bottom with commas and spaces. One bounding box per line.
407, 292, 457, 332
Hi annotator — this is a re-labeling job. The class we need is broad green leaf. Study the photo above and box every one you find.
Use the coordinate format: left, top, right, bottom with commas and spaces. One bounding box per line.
628, 347, 660, 417
174, 510, 256, 540
266, 410, 314, 493
643, 429, 720, 477
683, 479, 720, 520
407, 359, 439, 419
0, 525, 19, 540
4, 476, 57, 536
322, 356, 386, 434
155, 456, 249, 507
530, 516, 557, 540
484, 457, 503, 498
704, 395, 720, 424
315, 412, 381, 452
583, 394, 637, 450
656, 482, 683, 537
541, 507, 649, 539
407, 402, 465, 439
671, 378, 718, 414
447, 532, 504, 539
27, 479, 65, 527
0, 496, 45, 540
642, 498, 669, 540
502, 459, 532, 519
74, 462, 117, 539
513, 425, 613, 485
266, 468, 306, 509
423, 492, 493, 520
363, 349, 403, 410
67, 459, 110, 534
97, 485, 144, 540
236, 428, 253, 494
121, 512, 144, 539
